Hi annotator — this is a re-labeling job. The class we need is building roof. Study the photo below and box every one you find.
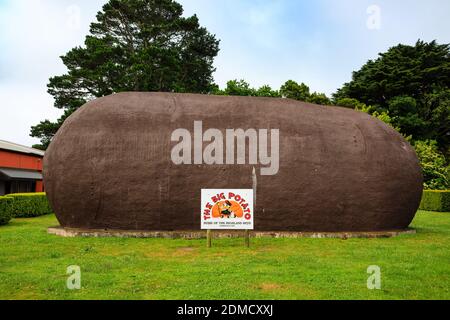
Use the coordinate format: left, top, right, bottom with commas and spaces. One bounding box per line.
0, 168, 43, 180
0, 140, 45, 157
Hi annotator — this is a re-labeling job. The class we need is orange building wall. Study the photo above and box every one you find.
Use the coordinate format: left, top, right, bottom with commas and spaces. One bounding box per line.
0, 150, 43, 171
0, 150, 44, 192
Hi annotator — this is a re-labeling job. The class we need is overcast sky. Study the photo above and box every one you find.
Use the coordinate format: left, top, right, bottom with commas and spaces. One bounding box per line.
1, 0, 449, 147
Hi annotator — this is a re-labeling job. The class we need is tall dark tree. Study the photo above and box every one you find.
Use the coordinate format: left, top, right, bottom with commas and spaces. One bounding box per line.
334, 40, 450, 152
31, 0, 220, 149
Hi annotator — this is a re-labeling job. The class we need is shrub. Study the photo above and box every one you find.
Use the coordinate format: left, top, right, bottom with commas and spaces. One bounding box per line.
7, 193, 52, 218
0, 196, 14, 225
336, 98, 362, 109
419, 190, 450, 212
414, 140, 449, 190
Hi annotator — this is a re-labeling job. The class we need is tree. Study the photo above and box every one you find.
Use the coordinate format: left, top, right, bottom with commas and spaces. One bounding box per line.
213, 80, 281, 98
215, 79, 332, 104
31, 0, 220, 149
334, 40, 450, 152
387, 96, 426, 136
307, 92, 331, 105
255, 85, 281, 98
421, 89, 450, 156
280, 80, 310, 101
222, 79, 255, 96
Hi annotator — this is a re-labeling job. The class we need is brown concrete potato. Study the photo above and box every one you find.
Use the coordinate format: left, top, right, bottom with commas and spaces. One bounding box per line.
43, 92, 423, 232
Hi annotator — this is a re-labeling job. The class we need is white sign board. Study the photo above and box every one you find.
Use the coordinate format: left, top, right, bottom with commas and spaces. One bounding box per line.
201, 189, 254, 230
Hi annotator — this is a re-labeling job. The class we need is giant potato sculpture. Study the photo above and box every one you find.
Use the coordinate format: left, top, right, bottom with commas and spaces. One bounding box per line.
44, 92, 423, 232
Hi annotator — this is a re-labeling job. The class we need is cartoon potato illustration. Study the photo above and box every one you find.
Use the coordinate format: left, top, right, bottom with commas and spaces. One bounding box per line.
213, 200, 244, 219
219, 201, 234, 218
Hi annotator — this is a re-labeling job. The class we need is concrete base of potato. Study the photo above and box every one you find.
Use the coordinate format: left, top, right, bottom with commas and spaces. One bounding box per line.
48, 226, 416, 239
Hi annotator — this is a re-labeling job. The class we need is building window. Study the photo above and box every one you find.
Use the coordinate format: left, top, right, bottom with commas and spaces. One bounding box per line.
9, 181, 35, 194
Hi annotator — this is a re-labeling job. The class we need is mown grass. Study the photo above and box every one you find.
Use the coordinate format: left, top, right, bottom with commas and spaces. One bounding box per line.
0, 211, 449, 300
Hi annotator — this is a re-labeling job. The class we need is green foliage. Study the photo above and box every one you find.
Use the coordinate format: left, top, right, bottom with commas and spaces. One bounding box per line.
255, 85, 281, 98
421, 88, 450, 156
223, 79, 255, 96
278, 80, 331, 105
212, 80, 281, 98
352, 99, 403, 134
0, 197, 13, 226
214, 79, 331, 104
414, 140, 449, 190
388, 96, 426, 135
420, 190, 450, 212
280, 80, 310, 101
31, 144, 47, 151
308, 92, 331, 105
31, 0, 220, 149
335, 98, 362, 109
337, 97, 403, 133
7, 193, 52, 218
334, 40, 450, 151
30, 109, 73, 150
371, 110, 399, 131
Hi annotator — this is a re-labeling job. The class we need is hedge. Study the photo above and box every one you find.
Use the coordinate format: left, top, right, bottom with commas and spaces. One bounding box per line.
419, 190, 450, 212
7, 193, 53, 218
0, 196, 13, 225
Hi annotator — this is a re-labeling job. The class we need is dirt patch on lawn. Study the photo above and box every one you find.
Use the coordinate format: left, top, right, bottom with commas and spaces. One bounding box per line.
258, 283, 283, 291
170, 247, 201, 258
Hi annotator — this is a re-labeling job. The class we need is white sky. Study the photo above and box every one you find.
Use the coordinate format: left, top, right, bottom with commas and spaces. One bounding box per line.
0, 0, 449, 146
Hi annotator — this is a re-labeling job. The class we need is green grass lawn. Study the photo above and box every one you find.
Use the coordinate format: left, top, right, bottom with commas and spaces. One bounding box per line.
0, 211, 449, 300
